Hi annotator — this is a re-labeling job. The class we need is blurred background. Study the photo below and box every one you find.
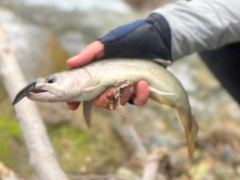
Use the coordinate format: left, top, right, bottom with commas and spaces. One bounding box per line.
0, 0, 240, 179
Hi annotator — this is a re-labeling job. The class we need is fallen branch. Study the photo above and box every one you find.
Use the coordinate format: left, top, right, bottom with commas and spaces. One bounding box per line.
0, 161, 21, 180
142, 149, 170, 180
117, 106, 148, 156
0, 27, 68, 180
70, 174, 126, 180
117, 107, 172, 180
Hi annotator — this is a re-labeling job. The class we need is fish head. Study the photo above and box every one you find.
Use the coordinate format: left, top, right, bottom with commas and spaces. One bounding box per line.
13, 69, 94, 104
28, 71, 90, 102
27, 73, 70, 102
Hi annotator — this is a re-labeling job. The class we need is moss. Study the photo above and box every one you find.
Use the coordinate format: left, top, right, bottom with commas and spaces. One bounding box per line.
0, 83, 20, 166
0, 83, 32, 175
0, 105, 21, 167
48, 121, 131, 174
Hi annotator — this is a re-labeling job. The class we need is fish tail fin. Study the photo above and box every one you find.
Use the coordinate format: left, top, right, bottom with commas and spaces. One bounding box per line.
177, 109, 198, 159
186, 115, 198, 159
149, 87, 198, 159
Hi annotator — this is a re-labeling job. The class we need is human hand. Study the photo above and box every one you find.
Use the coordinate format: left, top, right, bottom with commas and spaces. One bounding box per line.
67, 41, 149, 110
67, 12, 174, 110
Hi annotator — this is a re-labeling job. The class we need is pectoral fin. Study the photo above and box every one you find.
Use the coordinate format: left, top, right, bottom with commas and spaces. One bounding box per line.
149, 87, 177, 107
83, 100, 94, 128
82, 79, 100, 92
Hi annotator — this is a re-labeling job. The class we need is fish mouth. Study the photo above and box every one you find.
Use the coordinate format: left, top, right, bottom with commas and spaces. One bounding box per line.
12, 81, 50, 105
30, 88, 48, 94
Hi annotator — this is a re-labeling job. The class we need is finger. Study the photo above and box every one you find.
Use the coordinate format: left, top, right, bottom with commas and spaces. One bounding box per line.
94, 85, 134, 108
120, 85, 135, 105
67, 102, 80, 110
93, 88, 113, 108
67, 41, 104, 67
133, 81, 149, 106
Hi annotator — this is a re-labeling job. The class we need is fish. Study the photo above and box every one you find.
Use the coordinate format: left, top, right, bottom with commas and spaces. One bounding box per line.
13, 58, 198, 158
12, 81, 36, 105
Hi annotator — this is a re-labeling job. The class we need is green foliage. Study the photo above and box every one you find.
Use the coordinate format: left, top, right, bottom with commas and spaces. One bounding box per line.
0, 85, 31, 174
48, 122, 130, 174
0, 106, 21, 167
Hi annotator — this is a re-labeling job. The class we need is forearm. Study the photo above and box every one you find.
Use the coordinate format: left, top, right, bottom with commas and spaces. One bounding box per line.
153, 0, 240, 60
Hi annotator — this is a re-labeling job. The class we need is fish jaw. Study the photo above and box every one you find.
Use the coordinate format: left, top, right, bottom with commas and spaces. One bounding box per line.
12, 81, 36, 105
13, 76, 79, 104
13, 69, 101, 104
12, 79, 58, 105
27, 85, 63, 102
26, 80, 80, 102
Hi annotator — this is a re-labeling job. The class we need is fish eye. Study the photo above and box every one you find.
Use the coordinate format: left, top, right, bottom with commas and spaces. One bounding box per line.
46, 75, 57, 84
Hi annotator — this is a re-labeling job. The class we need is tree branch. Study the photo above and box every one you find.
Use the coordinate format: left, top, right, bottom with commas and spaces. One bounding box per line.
0, 27, 68, 180
142, 149, 169, 180
0, 161, 21, 180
